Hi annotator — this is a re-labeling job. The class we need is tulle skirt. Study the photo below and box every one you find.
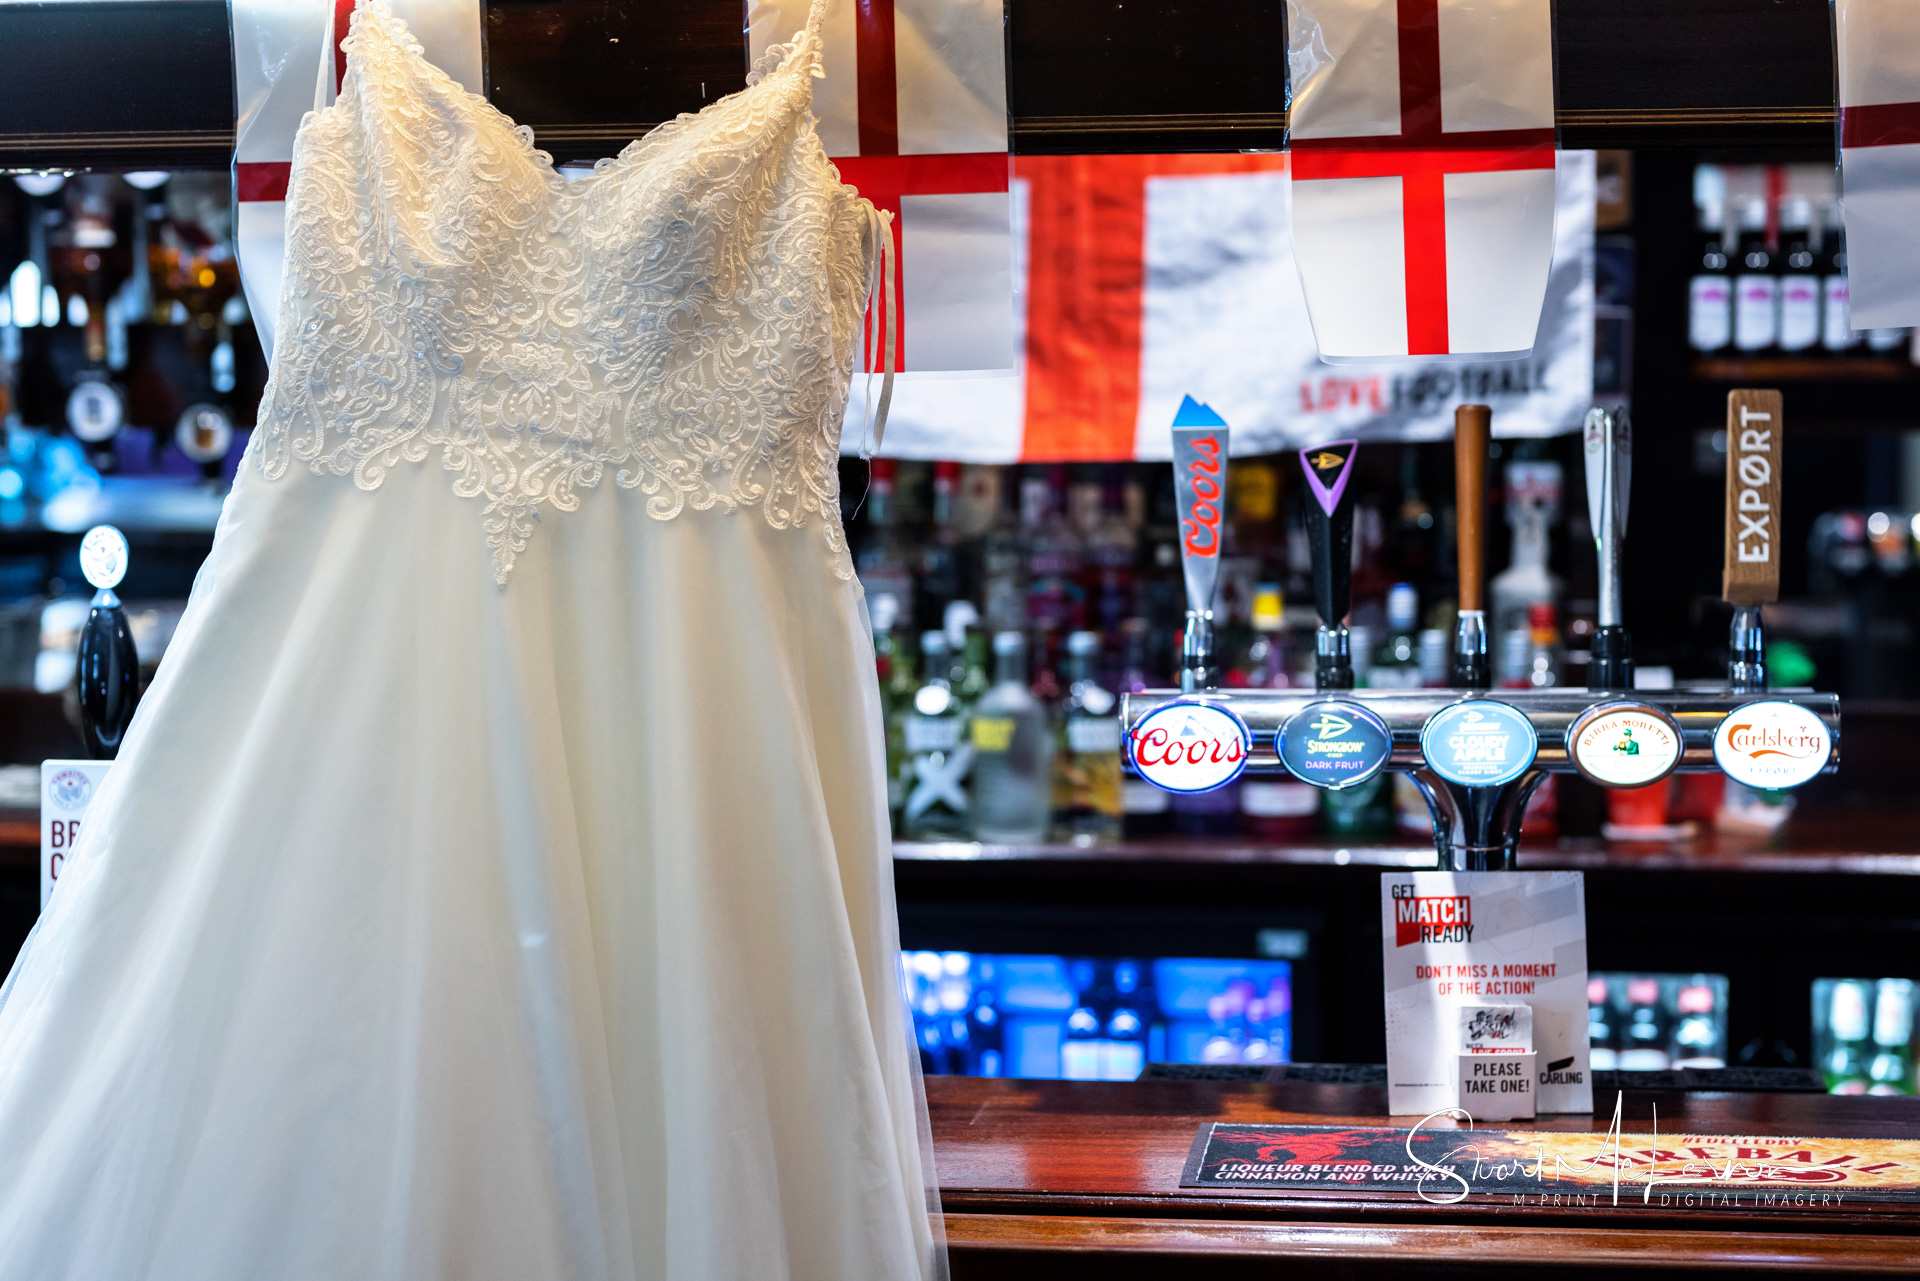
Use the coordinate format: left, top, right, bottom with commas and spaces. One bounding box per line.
0, 459, 940, 1279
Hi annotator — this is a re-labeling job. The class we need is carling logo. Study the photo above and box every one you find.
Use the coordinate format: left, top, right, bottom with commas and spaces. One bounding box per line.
1395, 894, 1473, 947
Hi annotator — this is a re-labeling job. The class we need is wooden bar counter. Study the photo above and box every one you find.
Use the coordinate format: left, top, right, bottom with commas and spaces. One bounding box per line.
929, 1074, 1920, 1277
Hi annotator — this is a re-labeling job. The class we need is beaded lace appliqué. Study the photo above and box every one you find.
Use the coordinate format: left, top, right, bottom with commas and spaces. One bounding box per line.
254, 2, 884, 583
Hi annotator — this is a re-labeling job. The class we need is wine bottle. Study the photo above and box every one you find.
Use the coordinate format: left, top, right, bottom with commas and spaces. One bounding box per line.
1731, 197, 1778, 355
1687, 199, 1733, 353
1776, 196, 1820, 354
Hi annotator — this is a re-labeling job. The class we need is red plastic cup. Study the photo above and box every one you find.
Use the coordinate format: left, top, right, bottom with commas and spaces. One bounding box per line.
1607, 780, 1672, 831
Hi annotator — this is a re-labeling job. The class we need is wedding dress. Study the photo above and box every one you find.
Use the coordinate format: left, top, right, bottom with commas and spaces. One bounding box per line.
0, 3, 938, 1276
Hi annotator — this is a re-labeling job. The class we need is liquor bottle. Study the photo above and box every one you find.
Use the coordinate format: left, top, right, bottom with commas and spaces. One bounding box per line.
956, 463, 1004, 538
1671, 977, 1725, 1069
1024, 465, 1084, 634
856, 459, 916, 624
1263, 975, 1293, 1063
1235, 583, 1292, 688
1490, 460, 1564, 644
1105, 976, 1149, 1081
981, 468, 1027, 632
917, 460, 964, 632
1068, 465, 1105, 540
1350, 501, 1391, 621
968, 971, 1005, 1078
947, 602, 992, 708
1825, 980, 1873, 1094
871, 594, 913, 828
1241, 767, 1319, 842
1228, 456, 1285, 570
1821, 204, 1861, 354
1051, 630, 1124, 843
1417, 629, 1450, 687
1395, 773, 1433, 834
1688, 198, 1733, 353
935, 952, 975, 1077
1348, 623, 1375, 689
1368, 583, 1422, 688
1588, 977, 1619, 1071
1618, 977, 1672, 1071
1060, 1001, 1102, 1080
1524, 601, 1561, 688
1085, 465, 1140, 636
899, 631, 972, 839
969, 631, 1055, 843
1170, 775, 1242, 837
1497, 628, 1533, 690
1200, 995, 1238, 1064
1731, 197, 1778, 354
1122, 775, 1172, 839
1320, 773, 1393, 839
1776, 196, 1820, 354
1389, 446, 1439, 583
1869, 979, 1915, 1096
1117, 618, 1174, 839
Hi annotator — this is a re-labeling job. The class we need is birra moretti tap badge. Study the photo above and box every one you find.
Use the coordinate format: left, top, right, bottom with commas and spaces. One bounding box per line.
1567, 703, 1683, 789
1279, 701, 1392, 790
1420, 701, 1538, 788
1713, 700, 1833, 790
1128, 700, 1251, 794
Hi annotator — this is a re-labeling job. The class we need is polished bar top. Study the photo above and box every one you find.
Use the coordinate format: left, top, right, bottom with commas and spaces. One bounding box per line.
929, 1075, 1920, 1275
898, 812, 1920, 876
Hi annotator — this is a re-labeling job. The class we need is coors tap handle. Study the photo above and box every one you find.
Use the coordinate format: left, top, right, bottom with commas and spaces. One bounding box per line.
1298, 440, 1360, 690
1583, 406, 1634, 691
1724, 390, 1783, 692
1451, 405, 1492, 689
1171, 396, 1230, 692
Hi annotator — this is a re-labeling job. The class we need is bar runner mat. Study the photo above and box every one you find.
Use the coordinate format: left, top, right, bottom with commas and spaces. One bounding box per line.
1139, 1063, 1825, 1092
1181, 1123, 1920, 1201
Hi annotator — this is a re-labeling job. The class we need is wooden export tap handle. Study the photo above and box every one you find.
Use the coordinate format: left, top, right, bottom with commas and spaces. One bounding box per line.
1454, 404, 1491, 612
1724, 389, 1783, 606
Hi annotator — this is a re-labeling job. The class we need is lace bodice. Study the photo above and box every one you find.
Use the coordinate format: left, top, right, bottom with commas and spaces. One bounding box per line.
254, 1, 887, 583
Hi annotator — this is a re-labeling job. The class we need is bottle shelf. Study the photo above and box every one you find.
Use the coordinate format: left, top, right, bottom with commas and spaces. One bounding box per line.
1692, 358, 1913, 383
895, 825, 1920, 876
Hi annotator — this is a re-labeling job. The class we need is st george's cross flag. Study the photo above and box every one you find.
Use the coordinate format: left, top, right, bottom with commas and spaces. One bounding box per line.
231, 0, 484, 358
1286, 0, 1558, 361
749, 0, 1014, 373
1836, 0, 1920, 328
843, 150, 1594, 461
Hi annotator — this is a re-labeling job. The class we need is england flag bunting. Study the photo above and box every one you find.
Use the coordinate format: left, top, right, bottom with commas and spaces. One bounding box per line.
231, 0, 484, 358
748, 0, 1014, 373
1836, 0, 1920, 328
1286, 0, 1559, 360
846, 150, 1594, 461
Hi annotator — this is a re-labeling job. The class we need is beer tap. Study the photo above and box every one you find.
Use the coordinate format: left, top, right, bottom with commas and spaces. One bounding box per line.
1171, 396, 1230, 693
1298, 439, 1359, 690
74, 525, 139, 759
1121, 388, 1839, 871
1451, 405, 1492, 689
1583, 407, 1634, 691
1723, 391, 1782, 692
